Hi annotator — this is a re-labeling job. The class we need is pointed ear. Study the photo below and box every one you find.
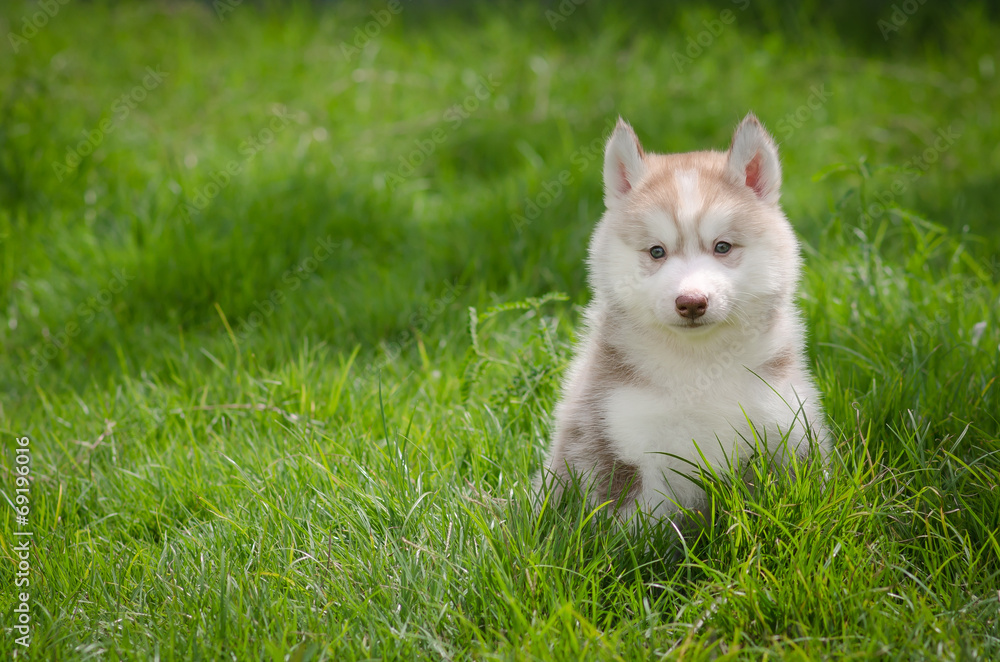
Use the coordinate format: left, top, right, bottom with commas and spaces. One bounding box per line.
726, 113, 782, 205
603, 118, 646, 208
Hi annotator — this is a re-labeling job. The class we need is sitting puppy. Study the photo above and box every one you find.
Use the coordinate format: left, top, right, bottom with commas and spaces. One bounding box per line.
541, 114, 830, 520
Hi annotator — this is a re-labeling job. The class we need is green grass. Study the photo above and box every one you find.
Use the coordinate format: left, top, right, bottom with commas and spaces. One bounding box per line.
2, 0, 999, 659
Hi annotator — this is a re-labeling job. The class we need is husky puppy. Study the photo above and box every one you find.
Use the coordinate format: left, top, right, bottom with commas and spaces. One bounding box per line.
542, 113, 829, 521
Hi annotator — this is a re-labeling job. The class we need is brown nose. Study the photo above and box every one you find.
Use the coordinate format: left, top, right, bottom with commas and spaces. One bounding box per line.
675, 294, 708, 319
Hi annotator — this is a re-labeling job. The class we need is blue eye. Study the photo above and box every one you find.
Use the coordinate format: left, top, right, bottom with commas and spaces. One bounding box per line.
649, 246, 666, 259
714, 241, 732, 255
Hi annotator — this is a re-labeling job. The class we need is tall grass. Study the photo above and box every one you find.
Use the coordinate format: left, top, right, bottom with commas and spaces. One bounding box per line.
1, 1, 998, 659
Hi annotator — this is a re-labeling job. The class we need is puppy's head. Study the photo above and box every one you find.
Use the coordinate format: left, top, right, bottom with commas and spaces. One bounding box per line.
588, 114, 801, 337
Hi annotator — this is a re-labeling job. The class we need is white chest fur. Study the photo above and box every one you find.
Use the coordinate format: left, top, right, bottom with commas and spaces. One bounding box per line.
600, 368, 811, 513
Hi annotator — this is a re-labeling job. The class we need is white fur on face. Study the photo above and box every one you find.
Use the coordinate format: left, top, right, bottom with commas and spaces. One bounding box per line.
672, 169, 701, 228
591, 166, 792, 336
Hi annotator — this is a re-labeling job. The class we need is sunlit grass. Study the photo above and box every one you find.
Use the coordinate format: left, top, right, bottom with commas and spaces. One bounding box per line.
1, 1, 999, 659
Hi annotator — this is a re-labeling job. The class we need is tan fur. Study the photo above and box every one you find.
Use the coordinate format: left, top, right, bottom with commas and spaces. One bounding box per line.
761, 348, 796, 380
637, 152, 775, 238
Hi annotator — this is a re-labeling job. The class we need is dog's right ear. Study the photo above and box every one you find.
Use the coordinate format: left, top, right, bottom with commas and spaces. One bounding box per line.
603, 118, 646, 208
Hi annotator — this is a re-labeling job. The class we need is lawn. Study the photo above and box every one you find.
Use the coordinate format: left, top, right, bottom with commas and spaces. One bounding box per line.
1, 0, 999, 659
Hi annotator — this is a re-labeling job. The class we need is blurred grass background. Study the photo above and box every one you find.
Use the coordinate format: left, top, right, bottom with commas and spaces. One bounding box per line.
1, 1, 999, 659
2, 0, 997, 393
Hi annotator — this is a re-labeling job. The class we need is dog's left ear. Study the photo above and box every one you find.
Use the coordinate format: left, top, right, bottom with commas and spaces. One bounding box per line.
726, 113, 782, 205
